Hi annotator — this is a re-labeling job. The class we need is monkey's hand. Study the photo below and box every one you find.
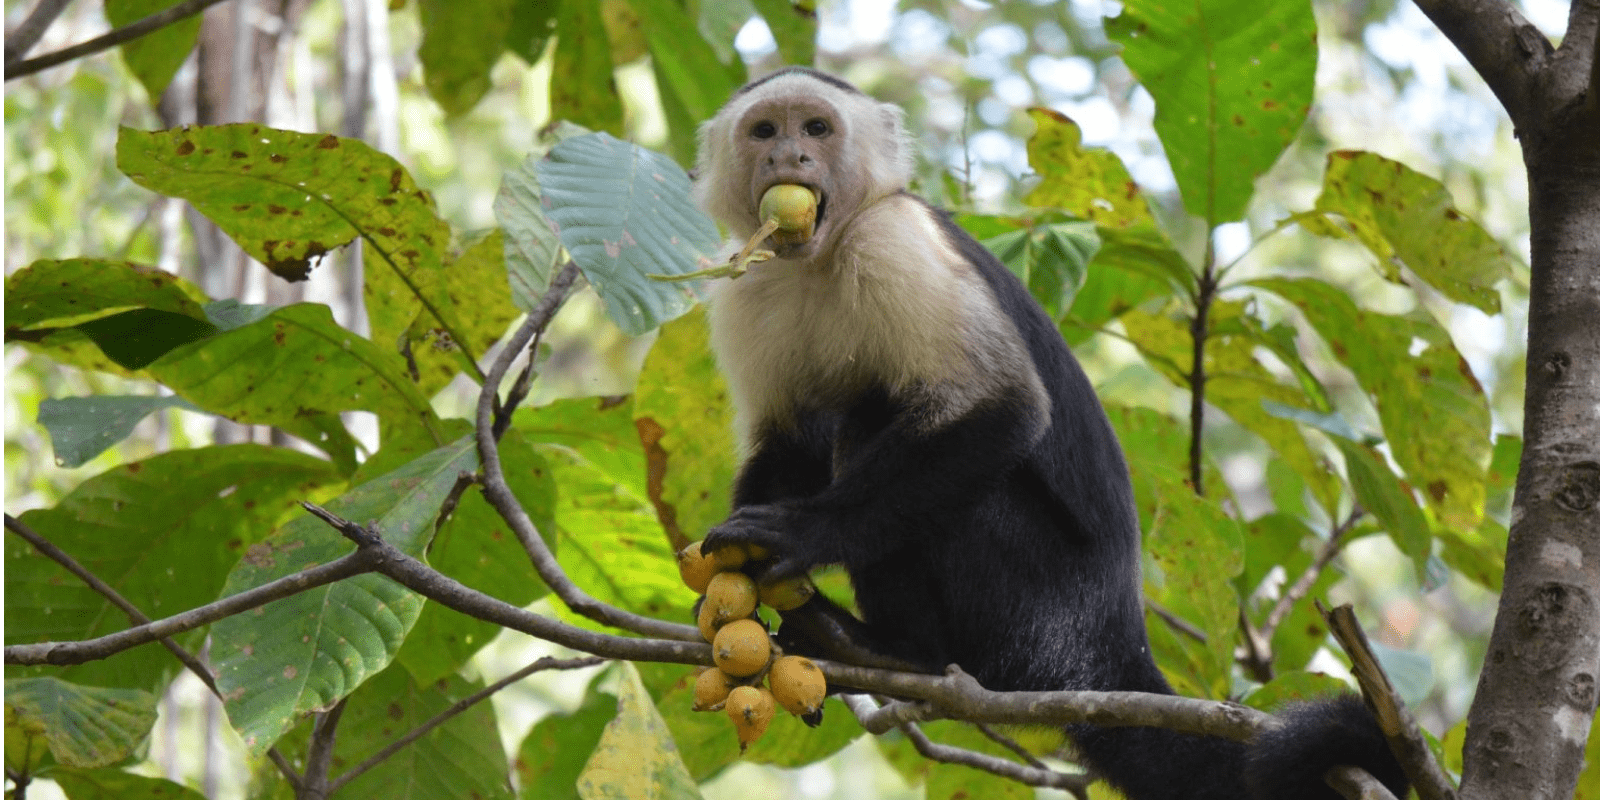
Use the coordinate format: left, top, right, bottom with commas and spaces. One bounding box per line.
702, 503, 826, 582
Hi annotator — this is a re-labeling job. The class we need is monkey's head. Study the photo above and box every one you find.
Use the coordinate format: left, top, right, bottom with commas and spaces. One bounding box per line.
693, 68, 915, 261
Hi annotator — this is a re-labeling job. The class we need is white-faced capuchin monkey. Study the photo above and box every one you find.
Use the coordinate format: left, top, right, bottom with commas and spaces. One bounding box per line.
693, 67, 1410, 800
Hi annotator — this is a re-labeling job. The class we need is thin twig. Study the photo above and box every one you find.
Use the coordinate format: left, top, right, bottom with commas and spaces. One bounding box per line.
6, 0, 237, 80
1145, 597, 1208, 643
4, 514, 303, 786
1187, 255, 1218, 496
841, 695, 1090, 793
1259, 506, 1364, 641
302, 699, 348, 798
327, 655, 606, 792
4, 0, 75, 64
975, 723, 1051, 771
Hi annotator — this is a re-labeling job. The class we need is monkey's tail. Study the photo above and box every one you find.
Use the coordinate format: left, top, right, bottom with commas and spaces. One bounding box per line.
1071, 694, 1410, 800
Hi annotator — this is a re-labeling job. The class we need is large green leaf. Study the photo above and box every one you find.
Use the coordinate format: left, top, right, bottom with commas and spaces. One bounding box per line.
1106, 0, 1316, 223
210, 438, 478, 755
106, 0, 200, 102
1298, 150, 1511, 313
329, 668, 513, 800
3, 678, 156, 769
576, 662, 700, 800
1254, 277, 1492, 529
5, 446, 340, 692
116, 124, 453, 292
538, 133, 722, 335
418, 0, 515, 114
634, 307, 735, 543
750, 0, 817, 66
553, 0, 625, 135
979, 219, 1098, 321
147, 303, 442, 440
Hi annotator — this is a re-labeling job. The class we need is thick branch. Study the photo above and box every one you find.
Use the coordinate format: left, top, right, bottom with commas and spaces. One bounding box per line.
5, 0, 236, 81
1410, 0, 1546, 126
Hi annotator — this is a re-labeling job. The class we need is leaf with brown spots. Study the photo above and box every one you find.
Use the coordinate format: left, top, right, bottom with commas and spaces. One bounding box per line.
1299, 150, 1511, 313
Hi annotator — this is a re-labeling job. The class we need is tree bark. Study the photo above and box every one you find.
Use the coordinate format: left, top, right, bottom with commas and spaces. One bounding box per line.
1412, 1, 1600, 798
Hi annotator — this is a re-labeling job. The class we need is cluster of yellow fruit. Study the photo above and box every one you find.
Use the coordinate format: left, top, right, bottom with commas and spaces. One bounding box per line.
677, 540, 827, 751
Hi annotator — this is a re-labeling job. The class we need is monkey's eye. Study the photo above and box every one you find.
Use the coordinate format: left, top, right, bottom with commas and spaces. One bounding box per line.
751, 121, 777, 139
802, 118, 830, 137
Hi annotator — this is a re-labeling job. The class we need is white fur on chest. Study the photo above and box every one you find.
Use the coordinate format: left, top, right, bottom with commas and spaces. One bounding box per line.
708, 196, 1030, 442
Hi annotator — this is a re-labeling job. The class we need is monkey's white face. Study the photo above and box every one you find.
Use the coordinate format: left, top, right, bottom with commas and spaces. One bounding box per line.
730, 95, 856, 260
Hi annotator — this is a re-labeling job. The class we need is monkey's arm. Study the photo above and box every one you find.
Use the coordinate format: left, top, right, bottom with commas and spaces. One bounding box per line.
705, 389, 1045, 580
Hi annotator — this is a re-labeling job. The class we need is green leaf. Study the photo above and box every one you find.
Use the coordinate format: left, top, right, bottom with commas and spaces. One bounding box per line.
418, 0, 515, 114
37, 394, 203, 468
538, 133, 722, 335
750, 0, 817, 66
506, 1, 558, 63
1106, 0, 1316, 223
1238, 512, 1315, 598
553, 0, 624, 135
1255, 277, 1492, 529
394, 229, 521, 398
1065, 225, 1191, 344
979, 218, 1098, 320
74, 308, 220, 370
1243, 672, 1355, 711
4, 259, 214, 375
546, 446, 683, 623
634, 307, 736, 542
576, 662, 700, 800
497, 152, 568, 313
1143, 477, 1242, 698
516, 688, 618, 800
117, 124, 451, 288
147, 303, 442, 441
5, 259, 210, 330
52, 768, 208, 800
516, 396, 649, 501
1023, 108, 1158, 230
330, 668, 513, 800
1121, 303, 1338, 510
210, 438, 478, 755
5, 446, 340, 692
1337, 439, 1432, 572
396, 430, 556, 684
1301, 151, 1510, 313
106, 0, 200, 102
630, 0, 742, 126
3, 678, 156, 769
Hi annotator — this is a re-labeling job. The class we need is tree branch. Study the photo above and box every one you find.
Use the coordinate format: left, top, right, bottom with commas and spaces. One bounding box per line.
1260, 506, 1364, 640
472, 263, 698, 641
5, 0, 237, 81
326, 656, 605, 793
4, 0, 75, 64
1322, 602, 1459, 800
4, 538, 381, 667
1410, 0, 1546, 126
840, 695, 1091, 794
